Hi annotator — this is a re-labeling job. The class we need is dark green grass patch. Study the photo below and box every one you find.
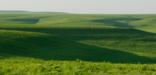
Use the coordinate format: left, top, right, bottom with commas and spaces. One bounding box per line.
0, 28, 155, 63
9, 18, 39, 24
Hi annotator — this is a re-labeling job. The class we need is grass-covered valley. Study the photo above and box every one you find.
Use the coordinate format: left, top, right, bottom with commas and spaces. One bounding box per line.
0, 11, 156, 75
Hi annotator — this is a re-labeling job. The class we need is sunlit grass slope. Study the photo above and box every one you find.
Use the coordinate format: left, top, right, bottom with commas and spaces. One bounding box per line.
0, 11, 156, 75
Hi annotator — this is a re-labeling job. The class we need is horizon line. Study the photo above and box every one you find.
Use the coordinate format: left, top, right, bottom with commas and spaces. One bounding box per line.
0, 10, 156, 14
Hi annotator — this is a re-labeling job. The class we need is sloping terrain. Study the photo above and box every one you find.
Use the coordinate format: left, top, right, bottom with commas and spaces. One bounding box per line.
0, 12, 155, 74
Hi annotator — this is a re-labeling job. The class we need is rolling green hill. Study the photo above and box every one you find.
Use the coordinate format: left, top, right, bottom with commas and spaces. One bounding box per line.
0, 11, 156, 75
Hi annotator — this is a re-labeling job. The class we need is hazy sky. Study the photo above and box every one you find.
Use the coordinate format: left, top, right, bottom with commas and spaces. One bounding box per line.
0, 0, 156, 13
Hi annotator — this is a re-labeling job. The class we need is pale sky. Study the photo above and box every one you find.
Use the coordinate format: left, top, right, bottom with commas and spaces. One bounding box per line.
0, 0, 156, 14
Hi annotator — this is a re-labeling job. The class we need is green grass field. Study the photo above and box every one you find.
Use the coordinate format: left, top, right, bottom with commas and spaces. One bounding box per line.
0, 11, 156, 75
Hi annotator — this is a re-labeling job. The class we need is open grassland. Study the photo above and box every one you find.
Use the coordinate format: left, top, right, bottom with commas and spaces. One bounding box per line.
0, 58, 156, 75
0, 12, 156, 75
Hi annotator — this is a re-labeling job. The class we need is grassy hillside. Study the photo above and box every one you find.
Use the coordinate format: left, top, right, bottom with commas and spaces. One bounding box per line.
0, 58, 156, 75
0, 12, 156, 74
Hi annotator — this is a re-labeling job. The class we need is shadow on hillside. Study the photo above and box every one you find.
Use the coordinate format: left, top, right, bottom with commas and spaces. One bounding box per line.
0, 18, 39, 24
0, 28, 156, 64
92, 17, 142, 28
